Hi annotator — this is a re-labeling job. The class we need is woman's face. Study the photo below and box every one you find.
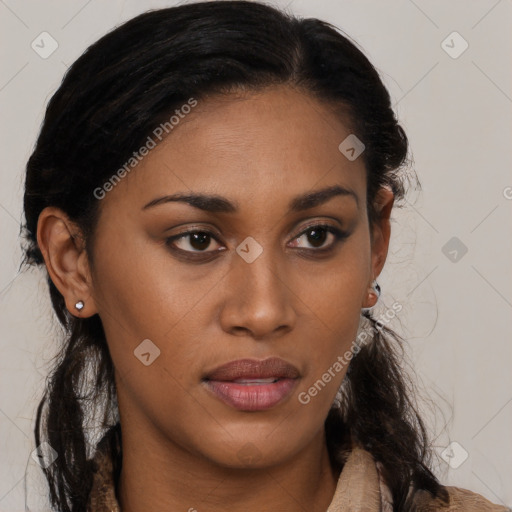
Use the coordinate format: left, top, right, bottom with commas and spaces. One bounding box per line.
81, 85, 392, 468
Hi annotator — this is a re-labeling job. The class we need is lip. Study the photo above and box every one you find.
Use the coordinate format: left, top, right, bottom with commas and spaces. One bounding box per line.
204, 357, 300, 381
202, 357, 300, 411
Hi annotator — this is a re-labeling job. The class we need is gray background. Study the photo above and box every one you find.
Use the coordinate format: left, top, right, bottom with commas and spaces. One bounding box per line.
1, 0, 511, 510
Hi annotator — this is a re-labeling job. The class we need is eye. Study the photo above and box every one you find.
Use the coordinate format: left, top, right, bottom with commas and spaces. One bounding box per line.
164, 223, 349, 259
166, 230, 223, 253
289, 224, 348, 251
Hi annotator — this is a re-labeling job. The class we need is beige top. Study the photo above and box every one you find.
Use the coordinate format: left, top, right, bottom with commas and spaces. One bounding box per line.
86, 438, 508, 512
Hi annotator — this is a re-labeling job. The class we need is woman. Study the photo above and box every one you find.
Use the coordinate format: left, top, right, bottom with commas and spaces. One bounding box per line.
21, 1, 508, 511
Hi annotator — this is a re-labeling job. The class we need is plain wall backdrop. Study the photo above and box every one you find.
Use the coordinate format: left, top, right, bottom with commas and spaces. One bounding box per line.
1, 0, 511, 510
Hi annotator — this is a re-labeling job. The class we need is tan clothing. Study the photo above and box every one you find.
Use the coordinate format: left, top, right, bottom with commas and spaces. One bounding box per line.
87, 436, 508, 512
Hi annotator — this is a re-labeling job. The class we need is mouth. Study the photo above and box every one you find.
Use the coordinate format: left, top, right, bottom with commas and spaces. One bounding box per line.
202, 357, 300, 411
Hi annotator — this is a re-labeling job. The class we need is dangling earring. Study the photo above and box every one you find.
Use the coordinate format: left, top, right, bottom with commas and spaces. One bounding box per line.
75, 300, 84, 311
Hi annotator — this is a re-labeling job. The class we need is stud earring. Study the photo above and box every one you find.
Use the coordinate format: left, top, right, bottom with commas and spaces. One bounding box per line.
75, 300, 84, 311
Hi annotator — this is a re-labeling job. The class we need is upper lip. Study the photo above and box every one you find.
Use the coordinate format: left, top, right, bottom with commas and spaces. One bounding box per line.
204, 357, 300, 381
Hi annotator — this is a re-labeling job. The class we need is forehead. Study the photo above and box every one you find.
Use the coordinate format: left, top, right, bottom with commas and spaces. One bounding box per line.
100, 85, 367, 214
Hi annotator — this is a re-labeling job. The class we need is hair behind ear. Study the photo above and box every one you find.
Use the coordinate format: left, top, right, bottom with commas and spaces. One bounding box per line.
34, 291, 118, 512
325, 314, 449, 508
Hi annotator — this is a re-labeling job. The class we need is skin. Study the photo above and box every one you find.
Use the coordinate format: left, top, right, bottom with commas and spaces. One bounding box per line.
37, 84, 394, 512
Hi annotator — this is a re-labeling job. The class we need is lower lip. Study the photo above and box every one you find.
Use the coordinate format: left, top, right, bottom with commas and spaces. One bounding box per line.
203, 378, 298, 411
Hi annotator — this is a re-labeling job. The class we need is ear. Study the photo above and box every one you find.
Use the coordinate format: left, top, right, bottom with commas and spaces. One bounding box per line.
363, 186, 395, 307
36, 206, 98, 318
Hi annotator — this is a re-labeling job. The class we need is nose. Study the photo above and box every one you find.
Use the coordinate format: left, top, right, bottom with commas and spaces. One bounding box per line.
219, 247, 297, 340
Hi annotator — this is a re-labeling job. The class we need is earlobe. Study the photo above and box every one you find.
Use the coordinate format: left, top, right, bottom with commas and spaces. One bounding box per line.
36, 207, 97, 317
361, 280, 381, 311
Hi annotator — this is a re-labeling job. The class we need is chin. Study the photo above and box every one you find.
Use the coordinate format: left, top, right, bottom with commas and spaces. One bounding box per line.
196, 429, 308, 470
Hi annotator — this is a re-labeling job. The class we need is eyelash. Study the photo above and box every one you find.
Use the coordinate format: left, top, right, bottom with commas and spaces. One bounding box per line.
164, 223, 349, 260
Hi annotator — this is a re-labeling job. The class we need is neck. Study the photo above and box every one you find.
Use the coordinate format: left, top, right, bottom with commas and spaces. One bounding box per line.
117, 425, 340, 512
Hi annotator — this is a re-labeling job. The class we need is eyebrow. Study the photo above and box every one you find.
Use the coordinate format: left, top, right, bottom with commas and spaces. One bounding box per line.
142, 184, 359, 213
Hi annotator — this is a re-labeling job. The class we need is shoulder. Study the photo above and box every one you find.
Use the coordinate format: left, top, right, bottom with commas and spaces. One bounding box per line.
412, 485, 510, 512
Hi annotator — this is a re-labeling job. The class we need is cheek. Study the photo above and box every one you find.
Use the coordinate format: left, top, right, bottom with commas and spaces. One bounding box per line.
91, 224, 199, 337
294, 246, 370, 401
92, 231, 212, 443
299, 306, 360, 406
298, 242, 369, 331
90, 226, 222, 402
